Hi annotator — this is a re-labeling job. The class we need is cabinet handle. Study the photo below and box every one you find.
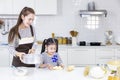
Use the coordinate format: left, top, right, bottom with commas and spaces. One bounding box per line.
96, 49, 114, 51
116, 49, 120, 51
116, 57, 120, 59
72, 50, 89, 51
99, 57, 114, 59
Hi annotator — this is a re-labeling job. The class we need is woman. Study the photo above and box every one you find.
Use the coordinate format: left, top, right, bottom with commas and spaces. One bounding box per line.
8, 7, 36, 67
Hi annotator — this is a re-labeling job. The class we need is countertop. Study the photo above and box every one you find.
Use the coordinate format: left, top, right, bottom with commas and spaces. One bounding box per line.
37, 44, 120, 49
0, 67, 108, 80
1, 43, 120, 49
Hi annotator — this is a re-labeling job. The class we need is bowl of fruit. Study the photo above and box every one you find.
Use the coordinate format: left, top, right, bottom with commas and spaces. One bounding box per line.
107, 60, 120, 71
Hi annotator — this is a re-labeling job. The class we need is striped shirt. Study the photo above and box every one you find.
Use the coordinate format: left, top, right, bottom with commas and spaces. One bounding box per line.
8, 26, 36, 55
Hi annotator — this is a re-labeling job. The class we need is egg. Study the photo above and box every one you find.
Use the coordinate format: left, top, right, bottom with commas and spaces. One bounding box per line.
53, 66, 63, 70
67, 65, 75, 72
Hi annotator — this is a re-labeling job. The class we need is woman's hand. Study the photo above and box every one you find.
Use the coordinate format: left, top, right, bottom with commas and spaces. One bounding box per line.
15, 52, 25, 61
28, 48, 35, 54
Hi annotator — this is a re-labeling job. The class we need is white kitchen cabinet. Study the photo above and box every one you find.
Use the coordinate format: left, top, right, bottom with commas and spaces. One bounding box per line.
0, 0, 13, 14
0, 0, 57, 15
12, 0, 57, 15
59, 48, 68, 66
115, 48, 120, 60
13, 0, 35, 15
35, 0, 57, 15
96, 48, 115, 64
0, 47, 10, 67
68, 48, 96, 66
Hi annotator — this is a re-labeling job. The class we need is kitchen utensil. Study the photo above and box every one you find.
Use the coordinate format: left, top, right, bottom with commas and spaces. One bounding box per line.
12, 66, 24, 72
1, 20, 9, 35
12, 66, 28, 76
21, 54, 42, 64
1, 24, 6, 35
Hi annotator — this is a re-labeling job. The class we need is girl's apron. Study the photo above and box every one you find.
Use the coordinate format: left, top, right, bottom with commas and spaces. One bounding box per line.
12, 26, 35, 67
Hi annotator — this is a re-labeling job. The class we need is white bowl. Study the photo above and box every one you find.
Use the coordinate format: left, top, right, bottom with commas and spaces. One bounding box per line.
22, 54, 42, 64
107, 60, 120, 71
89, 66, 106, 79
13, 67, 28, 76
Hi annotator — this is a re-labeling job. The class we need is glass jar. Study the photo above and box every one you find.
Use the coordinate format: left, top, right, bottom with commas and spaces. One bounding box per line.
57, 37, 63, 44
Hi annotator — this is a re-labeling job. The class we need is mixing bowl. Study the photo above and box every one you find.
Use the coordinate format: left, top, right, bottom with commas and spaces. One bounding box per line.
22, 54, 42, 64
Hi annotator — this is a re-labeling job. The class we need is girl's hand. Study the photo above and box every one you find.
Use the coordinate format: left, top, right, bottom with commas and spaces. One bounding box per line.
28, 48, 35, 54
15, 52, 25, 61
39, 64, 48, 68
60, 64, 64, 69
47, 64, 54, 70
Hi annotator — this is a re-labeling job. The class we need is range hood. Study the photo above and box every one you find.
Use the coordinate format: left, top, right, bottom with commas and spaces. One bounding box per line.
80, 2, 107, 17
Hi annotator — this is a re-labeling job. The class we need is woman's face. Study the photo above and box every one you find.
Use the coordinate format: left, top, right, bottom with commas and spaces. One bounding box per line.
22, 13, 35, 27
46, 44, 57, 55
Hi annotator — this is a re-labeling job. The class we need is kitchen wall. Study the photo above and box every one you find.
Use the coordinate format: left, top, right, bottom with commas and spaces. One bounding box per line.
35, 0, 120, 44
1, 0, 120, 44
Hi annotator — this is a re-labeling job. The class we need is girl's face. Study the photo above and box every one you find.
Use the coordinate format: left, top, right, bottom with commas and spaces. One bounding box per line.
22, 13, 35, 27
46, 44, 57, 55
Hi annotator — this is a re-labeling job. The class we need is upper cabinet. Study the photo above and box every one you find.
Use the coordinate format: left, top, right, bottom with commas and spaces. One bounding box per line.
0, 0, 57, 15
13, 0, 35, 15
35, 0, 57, 15
0, 0, 13, 14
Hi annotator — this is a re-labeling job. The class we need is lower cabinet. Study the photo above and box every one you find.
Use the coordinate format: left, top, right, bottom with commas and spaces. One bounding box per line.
68, 48, 96, 66
96, 48, 115, 64
115, 48, 120, 60
0, 47, 10, 67
1, 46, 120, 67
59, 48, 68, 66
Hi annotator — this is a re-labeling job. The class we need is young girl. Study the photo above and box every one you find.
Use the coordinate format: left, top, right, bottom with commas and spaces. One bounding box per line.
40, 38, 64, 70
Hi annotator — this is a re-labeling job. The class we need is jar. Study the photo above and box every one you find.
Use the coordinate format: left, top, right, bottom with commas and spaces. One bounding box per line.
57, 37, 63, 44
62, 37, 67, 44
67, 37, 72, 45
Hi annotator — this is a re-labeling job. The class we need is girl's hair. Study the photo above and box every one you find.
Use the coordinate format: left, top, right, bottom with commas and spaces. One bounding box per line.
8, 7, 35, 43
41, 38, 58, 54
